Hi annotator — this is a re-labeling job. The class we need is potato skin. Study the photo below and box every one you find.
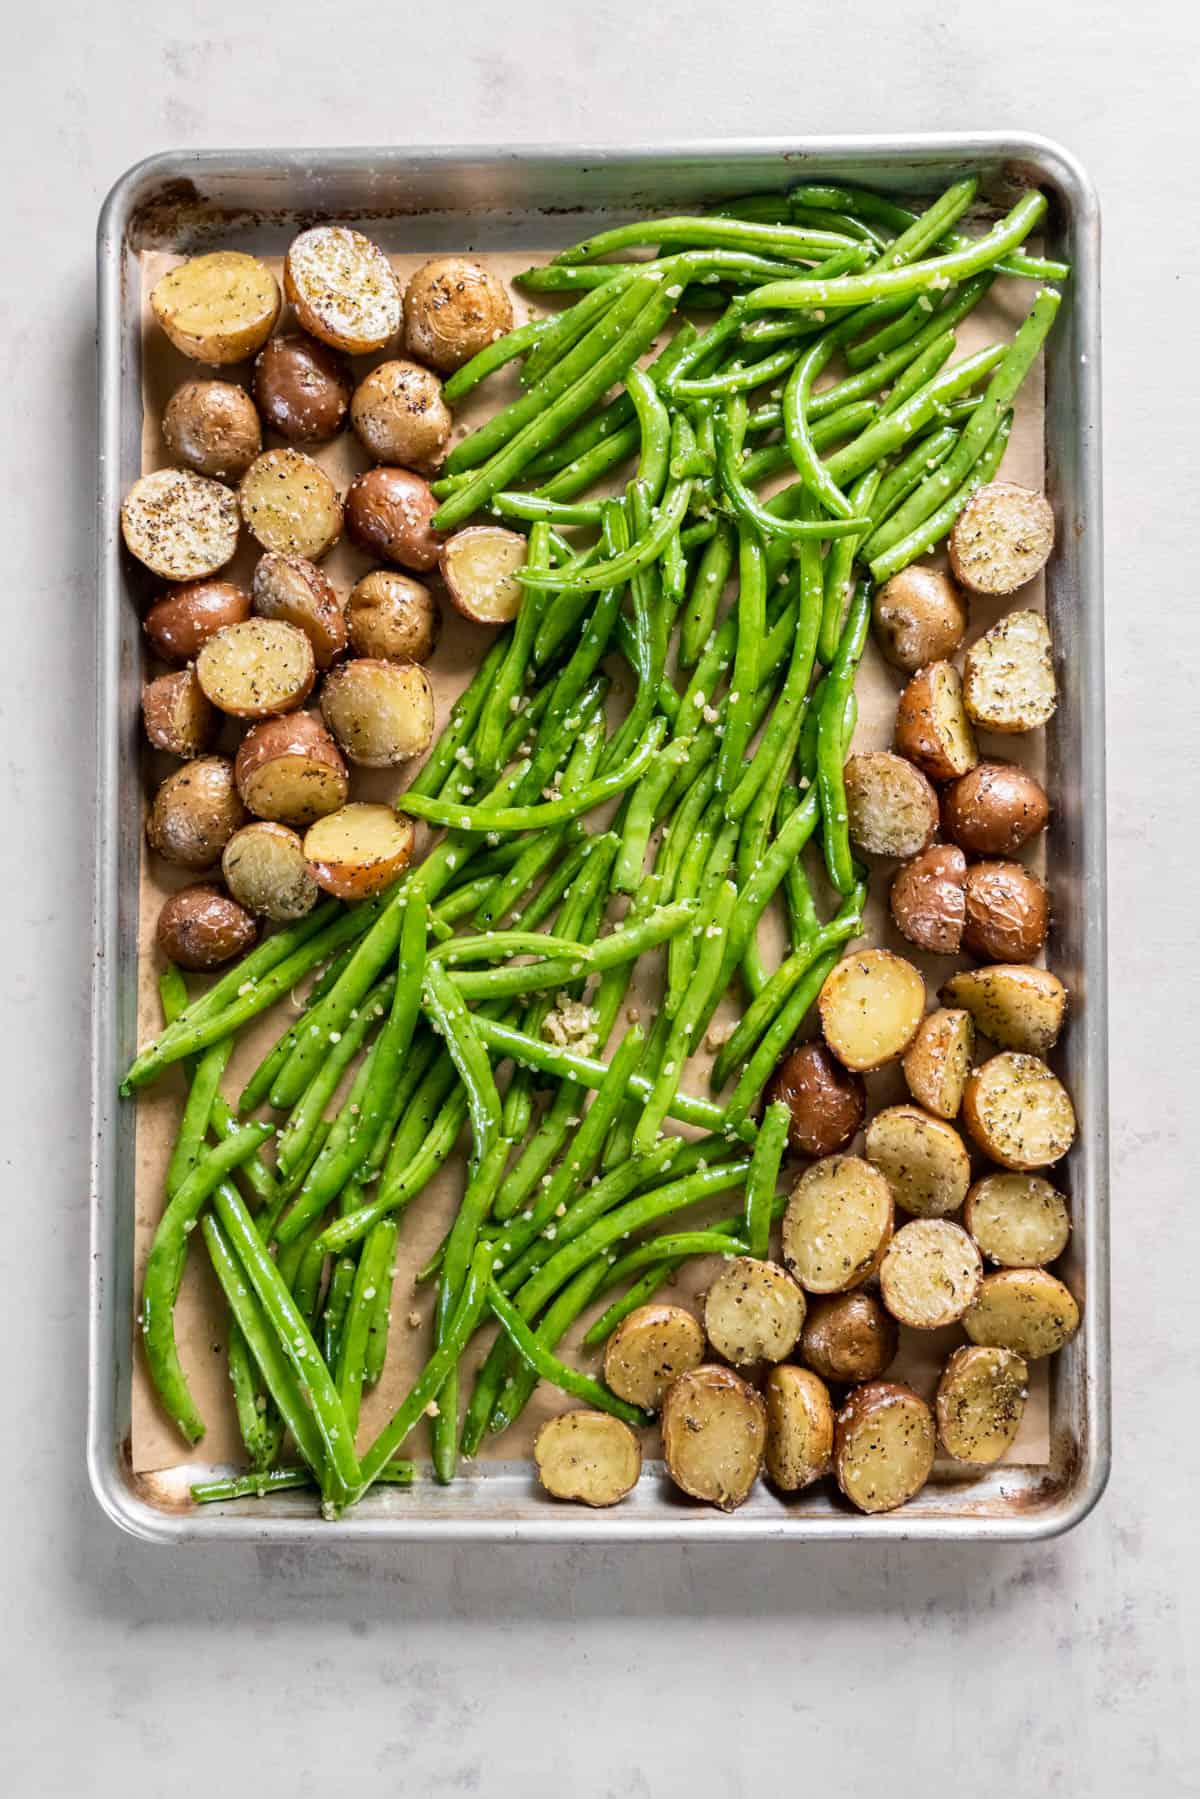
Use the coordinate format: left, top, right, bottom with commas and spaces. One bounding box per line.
162, 380, 262, 481
845, 750, 939, 860
901, 1007, 974, 1120
251, 552, 347, 670
941, 759, 1050, 857
962, 860, 1049, 962
155, 881, 257, 970
146, 757, 245, 870
143, 578, 252, 664
660, 1365, 766, 1511
949, 481, 1055, 596
141, 668, 215, 759
872, 565, 967, 672
833, 1381, 936, 1514
346, 570, 440, 664
533, 1411, 642, 1508
404, 256, 514, 373
234, 712, 349, 826
350, 359, 452, 473
799, 1291, 898, 1384
344, 467, 444, 572
303, 803, 416, 900
894, 661, 977, 782
936, 1344, 1029, 1463
253, 333, 351, 444
222, 821, 319, 922
889, 844, 966, 955
603, 1303, 705, 1411
763, 1366, 835, 1492
321, 658, 435, 767
764, 1040, 865, 1159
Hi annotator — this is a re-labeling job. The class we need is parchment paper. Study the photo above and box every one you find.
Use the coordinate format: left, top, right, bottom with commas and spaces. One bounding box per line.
131, 243, 1052, 1479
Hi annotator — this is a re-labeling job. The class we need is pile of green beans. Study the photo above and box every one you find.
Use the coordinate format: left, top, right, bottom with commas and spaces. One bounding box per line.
121, 176, 1064, 1514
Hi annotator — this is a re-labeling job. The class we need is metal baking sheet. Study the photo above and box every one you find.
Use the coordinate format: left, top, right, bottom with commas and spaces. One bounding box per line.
90, 136, 1107, 1543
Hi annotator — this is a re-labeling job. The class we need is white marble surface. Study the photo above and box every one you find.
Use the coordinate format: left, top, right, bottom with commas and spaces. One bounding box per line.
3, 2, 1198, 1791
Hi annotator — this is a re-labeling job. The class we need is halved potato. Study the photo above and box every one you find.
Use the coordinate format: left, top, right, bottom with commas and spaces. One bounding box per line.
146, 756, 245, 870
149, 251, 280, 365
763, 1366, 834, 1492
963, 609, 1058, 733
949, 481, 1055, 596
962, 861, 1050, 963
845, 750, 939, 859
889, 843, 967, 955
234, 712, 349, 826
143, 578, 251, 663
253, 333, 351, 444
819, 949, 925, 1072
304, 803, 415, 899
964, 1267, 1080, 1359
284, 226, 401, 355
799, 1291, 898, 1384
764, 1040, 865, 1159
155, 881, 257, 971
962, 1053, 1077, 1170
941, 759, 1050, 856
943, 964, 1067, 1058
196, 619, 316, 719
782, 1155, 894, 1295
141, 668, 214, 759
936, 1344, 1029, 1463
345, 467, 444, 572
222, 821, 320, 922
603, 1303, 705, 1411
965, 1172, 1071, 1268
902, 1008, 975, 1120
162, 379, 262, 480
239, 450, 342, 560
703, 1258, 806, 1367
321, 658, 435, 767
879, 1219, 982, 1328
872, 566, 968, 673
251, 552, 347, 669
833, 1381, 935, 1514
894, 661, 978, 781
533, 1410, 642, 1507
865, 1105, 971, 1218
440, 526, 528, 624
660, 1365, 766, 1511
121, 469, 240, 581
403, 256, 514, 374
346, 571, 440, 664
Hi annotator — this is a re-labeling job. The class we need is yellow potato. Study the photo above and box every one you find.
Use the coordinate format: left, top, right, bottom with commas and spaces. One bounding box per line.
936, 1345, 1029, 1463
660, 1366, 766, 1512
702, 1258, 806, 1366
819, 949, 925, 1072
781, 1155, 893, 1295
864, 1105, 971, 1218
284, 226, 401, 355
763, 1366, 834, 1493
878, 1219, 982, 1328
965, 1172, 1071, 1268
603, 1304, 705, 1411
532, 1411, 642, 1507
239, 450, 342, 560
150, 251, 280, 364
833, 1382, 935, 1514
964, 1268, 1080, 1359
902, 1008, 975, 1119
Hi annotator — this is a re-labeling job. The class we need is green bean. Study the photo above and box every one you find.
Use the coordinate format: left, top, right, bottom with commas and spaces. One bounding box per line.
740, 397, 880, 471
409, 638, 512, 801
321, 1088, 469, 1254
715, 399, 870, 542
518, 481, 692, 595
744, 1101, 791, 1258
581, 1264, 680, 1348
164, 1036, 231, 1196
817, 579, 873, 894
868, 425, 960, 526
511, 831, 613, 934
817, 465, 883, 666
824, 341, 1005, 486
534, 421, 639, 501
519, 278, 627, 388
431, 929, 595, 967
527, 320, 700, 482
474, 825, 584, 930
191, 1461, 415, 1504
869, 410, 1014, 583
519, 248, 806, 293
488, 1259, 611, 1436
443, 317, 549, 402
336, 1218, 399, 1440
491, 492, 602, 527
485, 1282, 651, 1427
498, 1140, 682, 1295
679, 517, 736, 667
727, 526, 822, 827
615, 738, 693, 893
781, 334, 857, 519
430, 1136, 511, 1483
635, 880, 737, 1151
672, 337, 806, 401
421, 960, 501, 1172
710, 522, 764, 793
321, 1254, 357, 1371
626, 365, 672, 504
718, 787, 820, 993
553, 217, 856, 267
876, 328, 956, 419
788, 184, 1069, 282
275, 973, 394, 1176
726, 948, 844, 1131
448, 901, 696, 1003
777, 787, 822, 952
594, 1230, 746, 1284
363, 1218, 399, 1389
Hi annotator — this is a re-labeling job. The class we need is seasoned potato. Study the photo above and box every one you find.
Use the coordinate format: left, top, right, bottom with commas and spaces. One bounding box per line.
121, 469, 240, 582
963, 609, 1058, 733
833, 1381, 936, 1514
879, 1218, 982, 1328
965, 1172, 1071, 1268
141, 668, 214, 759
962, 860, 1050, 963
845, 750, 938, 859
660, 1365, 766, 1511
936, 1344, 1029, 1463
404, 256, 514, 374
889, 843, 967, 954
872, 565, 967, 672
304, 803, 415, 899
533, 1411, 642, 1507
143, 578, 251, 663
196, 619, 316, 719
865, 1105, 970, 1219
440, 525, 529, 624
964, 1267, 1080, 1358
782, 1155, 894, 1295
155, 881, 257, 971
222, 821, 320, 922
162, 380, 262, 481
251, 552, 347, 669
239, 449, 342, 560
321, 658, 435, 767
234, 712, 349, 826
819, 949, 925, 1072
799, 1291, 898, 1384
902, 1007, 975, 1120
763, 1366, 835, 1492
894, 661, 977, 782
962, 1052, 1077, 1169
146, 757, 245, 870
764, 1040, 865, 1158
603, 1303, 705, 1411
252, 333, 351, 444
283, 226, 401, 355
346, 570, 440, 664
351, 359, 452, 473
942, 964, 1067, 1057
703, 1258, 806, 1367
941, 759, 1050, 856
344, 467, 444, 572
149, 251, 280, 364
949, 481, 1055, 596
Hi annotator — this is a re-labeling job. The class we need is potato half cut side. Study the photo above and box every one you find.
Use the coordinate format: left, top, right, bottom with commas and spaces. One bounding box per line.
321, 659, 435, 767
156, 882, 257, 972
150, 251, 280, 364
121, 469, 240, 582
782, 1155, 893, 1295
879, 1219, 982, 1329
660, 1365, 766, 1512
146, 757, 245, 871
963, 609, 1058, 733
894, 661, 978, 782
965, 1172, 1071, 1268
941, 965, 1067, 1058
902, 1008, 975, 1120
304, 803, 415, 900
764, 1366, 834, 1493
819, 949, 925, 1072
235, 713, 349, 827
603, 1304, 705, 1411
251, 552, 347, 670
196, 619, 316, 720
440, 526, 529, 624
948, 481, 1055, 596
889, 844, 967, 955
865, 1105, 971, 1218
799, 1291, 898, 1384
141, 668, 214, 759
284, 226, 402, 355
222, 821, 320, 922
833, 1382, 936, 1514
962, 1053, 1076, 1170
845, 751, 939, 859
936, 1345, 1029, 1464
963, 1268, 1080, 1359
703, 1258, 806, 1367
239, 450, 342, 560
533, 1411, 642, 1508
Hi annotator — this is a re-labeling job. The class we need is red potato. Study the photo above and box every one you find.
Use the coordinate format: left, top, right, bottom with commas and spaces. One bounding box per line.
234, 712, 349, 827
141, 668, 215, 759
320, 658, 435, 767
252, 333, 351, 444
941, 760, 1050, 857
284, 226, 402, 355
162, 380, 262, 481
350, 359, 451, 472
864, 1105, 971, 1219
798, 1291, 899, 1384
303, 803, 416, 900
149, 251, 280, 365
121, 469, 240, 582
962, 860, 1050, 962
888, 844, 967, 955
702, 1258, 807, 1367
403, 256, 514, 373
222, 822, 319, 922
146, 757, 245, 870
894, 661, 978, 782
344, 467, 444, 571
196, 618, 316, 719
964, 1172, 1071, 1269
872, 565, 968, 672
346, 570, 440, 664
764, 1040, 866, 1159
251, 552, 347, 670
239, 450, 342, 560
440, 525, 528, 624
143, 578, 252, 664
155, 882, 257, 971
603, 1304, 706, 1412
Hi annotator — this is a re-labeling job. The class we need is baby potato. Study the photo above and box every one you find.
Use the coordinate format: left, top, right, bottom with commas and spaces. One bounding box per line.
902, 1007, 975, 1120
941, 759, 1050, 857
962, 860, 1050, 963
440, 525, 529, 624
879, 1218, 982, 1329
155, 881, 257, 971
141, 668, 215, 759
304, 803, 415, 900
346, 570, 440, 664
894, 661, 977, 782
865, 1105, 971, 1219
763, 1366, 834, 1493
351, 359, 451, 473
121, 469, 240, 582
603, 1303, 705, 1411
940, 964, 1067, 1057
963, 609, 1058, 733
196, 618, 316, 719
660, 1365, 766, 1511
936, 1344, 1029, 1464
162, 380, 262, 480
321, 658, 435, 767
889, 843, 967, 955
833, 1381, 936, 1514
239, 449, 343, 560
533, 1411, 642, 1508
782, 1155, 894, 1295
872, 565, 968, 672
234, 712, 349, 827
146, 756, 245, 870
764, 1039, 865, 1159
222, 820, 319, 922
964, 1267, 1080, 1359
949, 481, 1055, 596
251, 552, 347, 669
819, 949, 926, 1072
965, 1172, 1071, 1268
845, 750, 939, 859
962, 1052, 1077, 1170
143, 577, 251, 664
703, 1257, 806, 1367
284, 226, 401, 355
404, 256, 514, 373
799, 1291, 899, 1384
149, 251, 280, 365
252, 333, 351, 444
344, 467, 444, 571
